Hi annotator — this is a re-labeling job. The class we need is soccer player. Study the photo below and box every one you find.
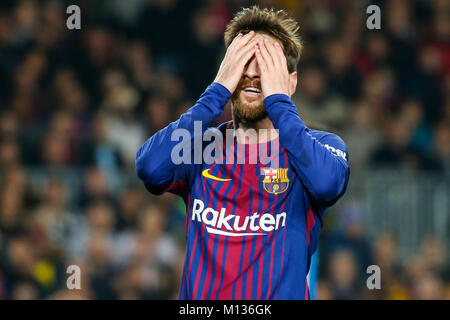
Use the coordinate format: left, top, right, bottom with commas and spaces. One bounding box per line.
136, 6, 350, 300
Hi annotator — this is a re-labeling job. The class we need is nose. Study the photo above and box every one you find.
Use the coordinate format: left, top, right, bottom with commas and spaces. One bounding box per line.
243, 56, 261, 80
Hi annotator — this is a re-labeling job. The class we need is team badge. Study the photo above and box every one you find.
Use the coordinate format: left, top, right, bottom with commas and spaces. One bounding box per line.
261, 168, 289, 194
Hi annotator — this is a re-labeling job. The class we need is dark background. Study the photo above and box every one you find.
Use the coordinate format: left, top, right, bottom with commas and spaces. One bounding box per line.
0, 0, 448, 299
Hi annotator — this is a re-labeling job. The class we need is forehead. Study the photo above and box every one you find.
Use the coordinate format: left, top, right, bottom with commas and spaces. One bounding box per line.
253, 32, 282, 46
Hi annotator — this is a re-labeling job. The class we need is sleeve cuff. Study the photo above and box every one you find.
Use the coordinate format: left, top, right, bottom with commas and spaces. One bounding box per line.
192, 82, 233, 122
210, 82, 232, 100
264, 93, 292, 110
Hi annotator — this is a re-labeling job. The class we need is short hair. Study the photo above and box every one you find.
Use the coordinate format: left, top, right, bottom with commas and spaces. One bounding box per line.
224, 6, 303, 73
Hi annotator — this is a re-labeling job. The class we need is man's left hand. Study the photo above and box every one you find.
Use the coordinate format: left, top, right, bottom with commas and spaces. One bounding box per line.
255, 38, 291, 98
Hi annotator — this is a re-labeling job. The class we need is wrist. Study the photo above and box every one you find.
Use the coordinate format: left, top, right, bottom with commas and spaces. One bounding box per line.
213, 77, 234, 94
263, 89, 289, 99
193, 82, 232, 121
211, 81, 233, 97
264, 93, 292, 108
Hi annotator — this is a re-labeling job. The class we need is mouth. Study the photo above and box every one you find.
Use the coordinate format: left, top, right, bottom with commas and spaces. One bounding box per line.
242, 86, 262, 98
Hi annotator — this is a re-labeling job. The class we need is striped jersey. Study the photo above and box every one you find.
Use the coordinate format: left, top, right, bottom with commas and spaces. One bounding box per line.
136, 83, 350, 299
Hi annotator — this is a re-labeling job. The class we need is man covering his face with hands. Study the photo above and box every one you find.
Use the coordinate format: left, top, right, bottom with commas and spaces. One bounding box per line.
136, 6, 350, 300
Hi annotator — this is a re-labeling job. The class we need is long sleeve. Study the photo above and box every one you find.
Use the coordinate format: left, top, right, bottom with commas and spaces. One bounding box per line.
135, 82, 231, 197
264, 94, 350, 206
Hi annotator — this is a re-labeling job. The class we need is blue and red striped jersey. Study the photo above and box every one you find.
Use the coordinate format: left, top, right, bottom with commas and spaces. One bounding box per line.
136, 83, 350, 300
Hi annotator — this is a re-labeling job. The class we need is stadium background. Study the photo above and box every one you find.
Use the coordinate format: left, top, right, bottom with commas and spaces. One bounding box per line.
0, 0, 449, 299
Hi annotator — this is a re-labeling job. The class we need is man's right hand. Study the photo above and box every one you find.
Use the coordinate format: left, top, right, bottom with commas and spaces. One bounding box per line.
214, 31, 257, 94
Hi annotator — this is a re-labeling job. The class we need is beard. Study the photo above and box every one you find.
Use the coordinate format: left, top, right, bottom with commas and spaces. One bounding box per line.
231, 79, 267, 124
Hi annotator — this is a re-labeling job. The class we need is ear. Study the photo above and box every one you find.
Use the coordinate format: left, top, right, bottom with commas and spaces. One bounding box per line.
289, 71, 298, 97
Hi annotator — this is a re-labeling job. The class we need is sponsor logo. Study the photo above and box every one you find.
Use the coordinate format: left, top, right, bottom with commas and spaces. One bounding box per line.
261, 168, 289, 194
324, 144, 347, 161
192, 199, 286, 237
202, 168, 231, 182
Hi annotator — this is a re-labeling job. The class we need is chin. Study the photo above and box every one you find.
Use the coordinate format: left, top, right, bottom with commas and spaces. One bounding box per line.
231, 94, 268, 123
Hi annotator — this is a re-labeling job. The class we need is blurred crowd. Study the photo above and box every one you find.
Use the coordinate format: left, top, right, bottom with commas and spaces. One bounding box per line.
0, 0, 449, 299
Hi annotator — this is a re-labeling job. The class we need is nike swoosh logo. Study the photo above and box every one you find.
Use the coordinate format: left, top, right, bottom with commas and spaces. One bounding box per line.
202, 169, 231, 182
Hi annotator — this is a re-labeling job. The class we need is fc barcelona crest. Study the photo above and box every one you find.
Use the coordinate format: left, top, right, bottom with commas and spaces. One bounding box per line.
261, 168, 289, 194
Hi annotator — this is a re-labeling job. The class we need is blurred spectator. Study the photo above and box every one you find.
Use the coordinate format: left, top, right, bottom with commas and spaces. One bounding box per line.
342, 101, 382, 169
294, 66, 348, 130
326, 249, 361, 299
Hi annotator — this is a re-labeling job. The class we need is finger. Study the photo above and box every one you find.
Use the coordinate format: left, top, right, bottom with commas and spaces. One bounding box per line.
264, 39, 281, 69
233, 38, 258, 67
238, 37, 259, 56
268, 41, 282, 67
238, 43, 257, 67
273, 41, 288, 71
231, 31, 254, 49
227, 33, 244, 52
235, 30, 255, 49
258, 39, 274, 70
255, 46, 268, 73
240, 37, 257, 53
